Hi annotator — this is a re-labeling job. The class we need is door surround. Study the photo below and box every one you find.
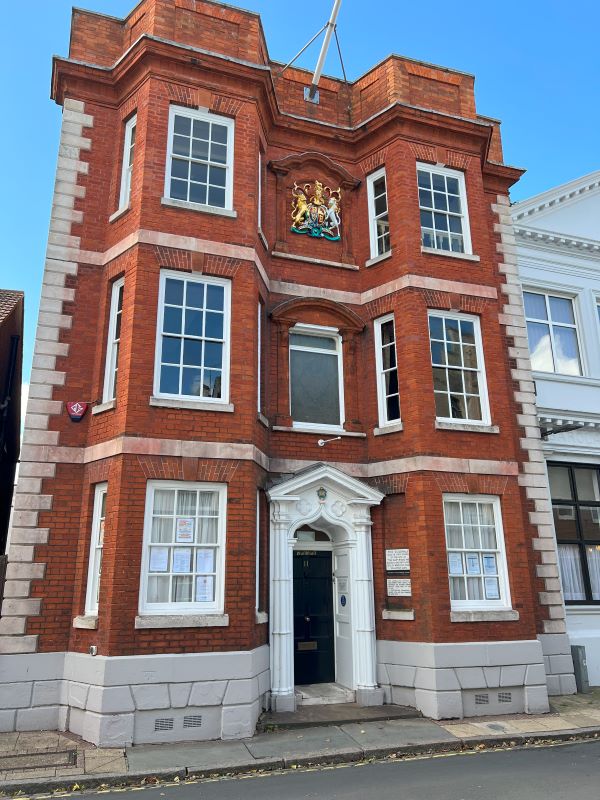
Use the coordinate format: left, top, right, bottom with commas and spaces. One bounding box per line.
267, 463, 385, 712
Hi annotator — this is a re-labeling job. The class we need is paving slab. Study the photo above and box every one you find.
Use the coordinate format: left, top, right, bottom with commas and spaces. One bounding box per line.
244, 725, 361, 764
126, 740, 261, 774
341, 718, 458, 754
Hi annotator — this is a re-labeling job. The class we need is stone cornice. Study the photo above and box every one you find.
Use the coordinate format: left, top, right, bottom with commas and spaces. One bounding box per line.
511, 171, 600, 221
514, 224, 600, 256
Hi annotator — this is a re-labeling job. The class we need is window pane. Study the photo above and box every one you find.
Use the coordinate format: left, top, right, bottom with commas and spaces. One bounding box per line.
211, 124, 228, 144
450, 577, 466, 600
290, 349, 340, 426
446, 525, 463, 548
163, 306, 182, 334
191, 138, 209, 160
174, 115, 191, 135
548, 466, 573, 499
580, 507, 600, 540
183, 339, 202, 366
549, 296, 575, 325
466, 395, 482, 420
206, 285, 225, 311
192, 119, 209, 140
432, 367, 447, 391
432, 173, 445, 191
165, 279, 184, 306
204, 342, 223, 369
203, 370, 222, 398
184, 309, 203, 336
553, 327, 581, 375
208, 186, 226, 208
160, 365, 179, 394
444, 502, 462, 524
189, 182, 207, 205
147, 576, 170, 603
527, 321, 553, 372
524, 292, 547, 320
417, 170, 431, 188
177, 490, 197, 516
434, 392, 450, 418
290, 334, 337, 350
386, 395, 400, 421
186, 282, 204, 309
190, 162, 208, 183
151, 517, 173, 543
586, 547, 600, 600
552, 505, 578, 539
154, 489, 175, 514
205, 312, 224, 340
171, 158, 189, 179
182, 367, 202, 396
558, 544, 586, 601
429, 316, 444, 340
161, 337, 181, 364
574, 469, 600, 502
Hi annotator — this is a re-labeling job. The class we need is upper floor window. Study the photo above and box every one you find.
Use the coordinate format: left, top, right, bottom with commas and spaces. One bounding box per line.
118, 115, 136, 210
428, 311, 490, 424
140, 481, 227, 615
549, 463, 600, 604
154, 271, 231, 404
85, 483, 107, 616
443, 495, 511, 610
523, 291, 581, 376
165, 106, 234, 210
102, 278, 124, 403
374, 314, 400, 426
367, 168, 390, 259
417, 164, 471, 254
289, 324, 344, 430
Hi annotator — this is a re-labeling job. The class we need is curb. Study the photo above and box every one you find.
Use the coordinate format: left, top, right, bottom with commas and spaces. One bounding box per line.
1, 727, 599, 796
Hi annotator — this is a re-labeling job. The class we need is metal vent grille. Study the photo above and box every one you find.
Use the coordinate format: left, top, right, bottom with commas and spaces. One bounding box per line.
475, 693, 490, 705
498, 691, 512, 704
154, 717, 174, 731
183, 715, 203, 728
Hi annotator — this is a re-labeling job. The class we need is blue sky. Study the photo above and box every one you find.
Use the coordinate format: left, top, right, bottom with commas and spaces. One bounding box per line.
0, 0, 598, 397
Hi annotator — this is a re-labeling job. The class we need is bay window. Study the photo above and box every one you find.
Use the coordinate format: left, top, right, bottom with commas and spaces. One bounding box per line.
374, 314, 401, 426
443, 495, 511, 609
154, 271, 231, 404
139, 481, 227, 615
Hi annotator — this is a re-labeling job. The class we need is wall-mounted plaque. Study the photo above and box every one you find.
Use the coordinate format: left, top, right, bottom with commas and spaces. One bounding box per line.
386, 548, 410, 572
387, 578, 412, 597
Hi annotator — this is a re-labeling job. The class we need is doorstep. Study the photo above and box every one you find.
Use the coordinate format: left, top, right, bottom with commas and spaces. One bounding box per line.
257, 701, 419, 731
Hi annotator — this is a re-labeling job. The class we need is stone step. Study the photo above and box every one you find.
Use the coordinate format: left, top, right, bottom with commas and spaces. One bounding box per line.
258, 702, 420, 731
296, 683, 355, 706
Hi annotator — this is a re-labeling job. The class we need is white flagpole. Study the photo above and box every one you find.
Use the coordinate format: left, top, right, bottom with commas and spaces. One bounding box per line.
308, 0, 342, 100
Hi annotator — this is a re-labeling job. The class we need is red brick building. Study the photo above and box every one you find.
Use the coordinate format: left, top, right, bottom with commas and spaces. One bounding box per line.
0, 0, 576, 745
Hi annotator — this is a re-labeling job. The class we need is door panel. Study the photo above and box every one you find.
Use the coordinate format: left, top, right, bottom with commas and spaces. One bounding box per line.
293, 551, 334, 685
334, 550, 353, 689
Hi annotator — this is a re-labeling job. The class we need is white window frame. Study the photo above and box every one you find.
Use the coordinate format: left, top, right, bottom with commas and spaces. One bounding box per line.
522, 288, 583, 377
164, 105, 235, 211
102, 278, 124, 403
85, 483, 107, 615
153, 269, 232, 405
428, 310, 491, 426
257, 150, 263, 231
255, 490, 260, 613
139, 480, 227, 616
443, 494, 512, 612
289, 323, 345, 432
416, 162, 473, 255
367, 167, 390, 259
374, 313, 401, 427
118, 114, 136, 211
257, 300, 263, 414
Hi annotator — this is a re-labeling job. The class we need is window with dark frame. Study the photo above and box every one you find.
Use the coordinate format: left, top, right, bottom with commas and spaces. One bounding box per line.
549, 463, 600, 604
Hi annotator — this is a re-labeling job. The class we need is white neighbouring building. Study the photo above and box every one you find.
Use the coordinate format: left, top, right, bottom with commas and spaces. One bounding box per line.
513, 170, 600, 687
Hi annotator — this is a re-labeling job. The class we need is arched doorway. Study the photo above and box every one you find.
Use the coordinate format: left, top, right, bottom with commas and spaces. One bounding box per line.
267, 463, 385, 712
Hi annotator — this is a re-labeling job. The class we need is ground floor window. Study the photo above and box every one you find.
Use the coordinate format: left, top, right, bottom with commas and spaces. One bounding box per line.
443, 494, 511, 609
549, 462, 600, 603
140, 481, 227, 615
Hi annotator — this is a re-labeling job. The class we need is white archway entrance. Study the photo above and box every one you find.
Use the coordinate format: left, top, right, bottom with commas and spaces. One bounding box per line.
267, 463, 385, 712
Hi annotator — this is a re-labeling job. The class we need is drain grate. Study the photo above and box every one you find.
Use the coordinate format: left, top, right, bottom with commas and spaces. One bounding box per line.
183, 715, 203, 728
0, 750, 77, 772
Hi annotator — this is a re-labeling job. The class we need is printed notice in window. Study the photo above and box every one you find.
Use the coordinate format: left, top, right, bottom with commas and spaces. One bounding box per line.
484, 577, 500, 599
196, 548, 215, 574
149, 547, 169, 572
448, 553, 463, 575
466, 554, 481, 575
176, 518, 195, 543
196, 575, 214, 602
172, 548, 192, 573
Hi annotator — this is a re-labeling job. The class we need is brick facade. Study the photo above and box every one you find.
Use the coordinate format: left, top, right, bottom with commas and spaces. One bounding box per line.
0, 0, 575, 744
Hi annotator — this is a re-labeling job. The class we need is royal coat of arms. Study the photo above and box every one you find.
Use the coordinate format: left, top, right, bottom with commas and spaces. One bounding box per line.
291, 180, 342, 241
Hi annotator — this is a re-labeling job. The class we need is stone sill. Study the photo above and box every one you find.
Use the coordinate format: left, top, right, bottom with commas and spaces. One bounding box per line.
134, 613, 229, 629
273, 425, 366, 438
73, 615, 98, 629
374, 421, 404, 436
533, 371, 600, 388
365, 250, 392, 268
258, 412, 269, 428
421, 246, 480, 263
255, 610, 268, 624
565, 606, 600, 616
382, 608, 414, 621
435, 420, 499, 434
108, 205, 131, 223
150, 396, 234, 413
161, 197, 237, 218
272, 251, 359, 271
91, 399, 116, 416
451, 609, 519, 623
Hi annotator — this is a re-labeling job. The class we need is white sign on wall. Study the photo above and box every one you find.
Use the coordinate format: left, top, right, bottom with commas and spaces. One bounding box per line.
387, 578, 412, 597
386, 548, 410, 572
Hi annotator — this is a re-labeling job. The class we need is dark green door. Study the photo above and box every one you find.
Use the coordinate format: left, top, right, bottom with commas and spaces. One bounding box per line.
293, 550, 335, 685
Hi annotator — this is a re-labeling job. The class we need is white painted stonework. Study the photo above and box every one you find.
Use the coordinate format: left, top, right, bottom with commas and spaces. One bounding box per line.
267, 463, 385, 711
513, 170, 600, 687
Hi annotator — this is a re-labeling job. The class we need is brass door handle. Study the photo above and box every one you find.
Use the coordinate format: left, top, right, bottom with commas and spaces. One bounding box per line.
304, 616, 310, 622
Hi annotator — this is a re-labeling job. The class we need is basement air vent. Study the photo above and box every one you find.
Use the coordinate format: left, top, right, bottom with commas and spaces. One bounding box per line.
154, 717, 174, 732
475, 693, 490, 705
183, 715, 203, 728
498, 691, 512, 704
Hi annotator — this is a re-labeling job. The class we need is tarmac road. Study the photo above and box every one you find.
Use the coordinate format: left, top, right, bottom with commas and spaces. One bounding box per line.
72, 740, 600, 800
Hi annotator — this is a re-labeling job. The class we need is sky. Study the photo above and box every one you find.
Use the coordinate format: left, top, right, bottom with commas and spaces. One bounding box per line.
0, 0, 598, 397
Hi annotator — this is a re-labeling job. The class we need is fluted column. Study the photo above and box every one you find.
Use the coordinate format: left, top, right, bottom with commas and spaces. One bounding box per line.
269, 500, 296, 711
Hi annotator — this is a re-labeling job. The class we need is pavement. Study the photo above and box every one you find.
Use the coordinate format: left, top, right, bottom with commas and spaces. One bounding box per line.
0, 690, 599, 796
